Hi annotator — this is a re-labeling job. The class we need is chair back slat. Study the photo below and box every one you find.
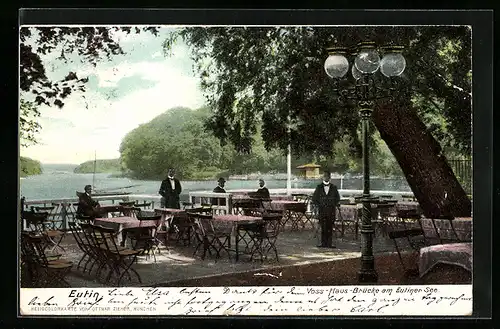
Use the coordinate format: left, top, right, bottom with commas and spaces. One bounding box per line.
68, 221, 87, 247
24, 234, 50, 266
191, 213, 213, 235
90, 224, 120, 253
187, 207, 212, 215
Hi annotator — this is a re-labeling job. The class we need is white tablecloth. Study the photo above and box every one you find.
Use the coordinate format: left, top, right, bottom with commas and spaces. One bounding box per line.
419, 242, 472, 277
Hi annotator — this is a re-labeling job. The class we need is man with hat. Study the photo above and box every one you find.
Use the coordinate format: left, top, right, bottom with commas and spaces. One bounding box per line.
212, 177, 227, 206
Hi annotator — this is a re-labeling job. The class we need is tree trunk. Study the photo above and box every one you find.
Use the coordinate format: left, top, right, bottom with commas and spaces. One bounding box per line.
373, 102, 471, 218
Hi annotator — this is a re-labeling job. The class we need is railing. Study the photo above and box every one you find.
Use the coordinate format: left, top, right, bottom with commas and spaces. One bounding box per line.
188, 191, 232, 214
188, 188, 415, 213
21, 194, 161, 231
448, 158, 472, 195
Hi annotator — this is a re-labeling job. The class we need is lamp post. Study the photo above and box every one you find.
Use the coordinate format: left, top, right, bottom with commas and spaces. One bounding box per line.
324, 42, 406, 283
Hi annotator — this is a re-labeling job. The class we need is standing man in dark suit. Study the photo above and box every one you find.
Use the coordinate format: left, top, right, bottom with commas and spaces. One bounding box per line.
311, 170, 340, 248
159, 168, 182, 209
212, 177, 227, 206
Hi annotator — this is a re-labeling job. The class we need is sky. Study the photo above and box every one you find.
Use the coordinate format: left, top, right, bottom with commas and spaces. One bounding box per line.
20, 27, 206, 164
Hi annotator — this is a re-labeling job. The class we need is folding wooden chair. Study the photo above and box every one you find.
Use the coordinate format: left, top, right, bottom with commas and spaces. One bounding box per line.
68, 221, 93, 273
23, 210, 66, 254
336, 205, 359, 239
90, 224, 142, 286
128, 214, 163, 262
78, 223, 106, 279
127, 226, 157, 262
192, 213, 231, 261
428, 215, 463, 244
386, 209, 428, 275
22, 233, 73, 287
20, 232, 41, 287
292, 194, 315, 230
169, 212, 195, 246
35, 203, 64, 230
286, 202, 308, 231
247, 213, 281, 263
232, 199, 263, 216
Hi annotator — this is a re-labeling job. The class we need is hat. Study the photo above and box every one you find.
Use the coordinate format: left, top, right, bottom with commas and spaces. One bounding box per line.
218, 177, 226, 183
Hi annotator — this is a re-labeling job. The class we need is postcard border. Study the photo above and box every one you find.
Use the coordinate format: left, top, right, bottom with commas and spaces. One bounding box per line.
12, 7, 493, 327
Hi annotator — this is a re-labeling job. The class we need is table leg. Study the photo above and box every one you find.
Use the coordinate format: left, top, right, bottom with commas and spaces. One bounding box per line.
235, 226, 240, 262
121, 230, 127, 247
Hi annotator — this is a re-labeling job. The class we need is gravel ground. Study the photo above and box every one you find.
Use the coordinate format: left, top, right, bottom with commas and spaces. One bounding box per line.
20, 228, 470, 288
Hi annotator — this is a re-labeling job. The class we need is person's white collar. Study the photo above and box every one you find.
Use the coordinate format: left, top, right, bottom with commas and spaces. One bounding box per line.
323, 181, 330, 185
168, 176, 174, 180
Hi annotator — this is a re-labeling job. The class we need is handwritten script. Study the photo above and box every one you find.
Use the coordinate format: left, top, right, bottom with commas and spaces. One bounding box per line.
20, 285, 472, 316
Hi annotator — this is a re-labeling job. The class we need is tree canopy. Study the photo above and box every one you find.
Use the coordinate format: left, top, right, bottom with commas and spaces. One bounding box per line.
19, 157, 42, 177
165, 26, 472, 217
73, 159, 122, 174
19, 26, 159, 145
118, 106, 403, 180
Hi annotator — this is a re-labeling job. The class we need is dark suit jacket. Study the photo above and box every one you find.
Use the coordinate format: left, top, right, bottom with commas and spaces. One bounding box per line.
254, 187, 270, 200
159, 178, 182, 209
212, 185, 227, 206
77, 193, 100, 217
311, 183, 340, 219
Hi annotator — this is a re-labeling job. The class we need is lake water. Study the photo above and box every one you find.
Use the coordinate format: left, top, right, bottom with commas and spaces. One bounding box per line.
20, 164, 411, 201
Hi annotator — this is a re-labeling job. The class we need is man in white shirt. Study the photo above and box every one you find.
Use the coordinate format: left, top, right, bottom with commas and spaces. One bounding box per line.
158, 168, 182, 209
311, 170, 340, 248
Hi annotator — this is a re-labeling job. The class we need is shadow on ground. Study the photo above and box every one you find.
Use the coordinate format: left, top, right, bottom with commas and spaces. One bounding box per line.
23, 228, 469, 287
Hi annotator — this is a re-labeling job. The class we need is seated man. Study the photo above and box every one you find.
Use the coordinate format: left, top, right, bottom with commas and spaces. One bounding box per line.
76, 185, 102, 218
254, 179, 270, 200
211, 177, 227, 206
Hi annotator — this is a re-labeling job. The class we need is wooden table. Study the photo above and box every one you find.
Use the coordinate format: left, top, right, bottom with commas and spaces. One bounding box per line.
212, 214, 263, 261
94, 216, 161, 245
418, 242, 472, 277
96, 205, 126, 217
232, 194, 293, 201
268, 200, 307, 230
154, 208, 186, 227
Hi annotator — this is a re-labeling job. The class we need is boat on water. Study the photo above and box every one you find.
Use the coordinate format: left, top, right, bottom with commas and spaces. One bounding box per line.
89, 151, 136, 197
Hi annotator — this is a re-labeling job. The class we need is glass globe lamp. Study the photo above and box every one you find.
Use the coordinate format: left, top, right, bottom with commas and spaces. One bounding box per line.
324, 47, 349, 78
380, 46, 406, 77
354, 42, 381, 74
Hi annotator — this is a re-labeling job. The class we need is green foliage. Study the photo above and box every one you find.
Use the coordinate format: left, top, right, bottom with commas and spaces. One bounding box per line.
166, 26, 471, 158
74, 159, 122, 174
19, 99, 42, 147
119, 106, 403, 180
119, 106, 289, 180
19, 157, 42, 177
19, 27, 159, 146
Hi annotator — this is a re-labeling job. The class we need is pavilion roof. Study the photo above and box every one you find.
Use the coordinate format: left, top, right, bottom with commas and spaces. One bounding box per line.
296, 163, 321, 169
